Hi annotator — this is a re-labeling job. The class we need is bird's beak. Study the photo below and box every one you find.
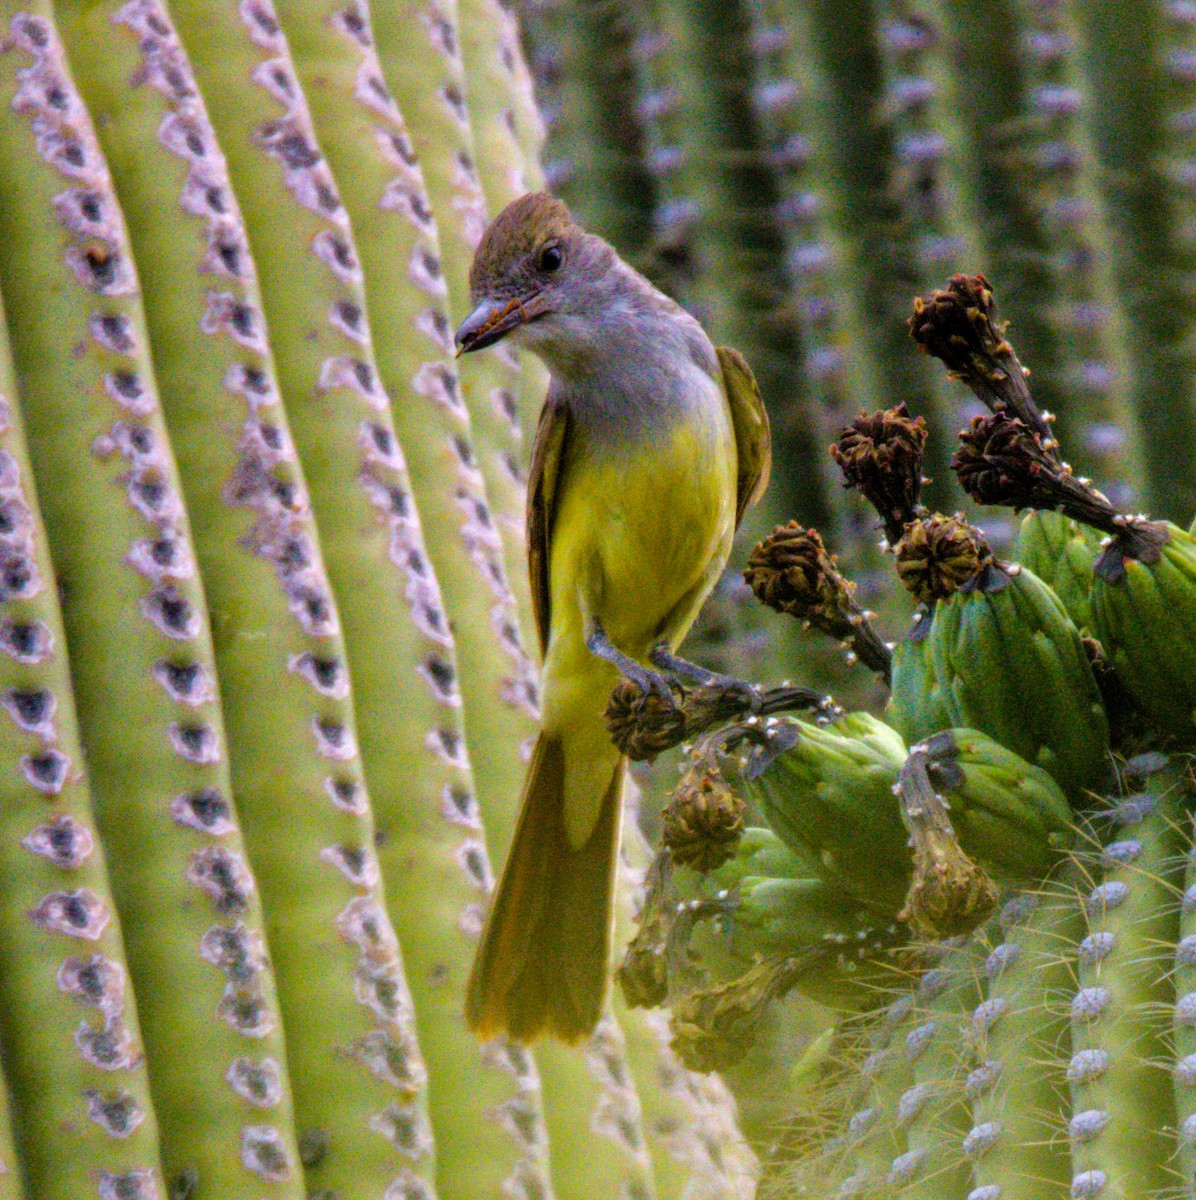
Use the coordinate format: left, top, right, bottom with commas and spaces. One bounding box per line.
454, 291, 550, 356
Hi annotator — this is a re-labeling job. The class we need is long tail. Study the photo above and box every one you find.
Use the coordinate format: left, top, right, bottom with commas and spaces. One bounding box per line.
465, 731, 625, 1043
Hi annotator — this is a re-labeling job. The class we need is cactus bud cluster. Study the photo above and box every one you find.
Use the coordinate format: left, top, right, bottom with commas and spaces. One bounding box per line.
618, 272, 1196, 1196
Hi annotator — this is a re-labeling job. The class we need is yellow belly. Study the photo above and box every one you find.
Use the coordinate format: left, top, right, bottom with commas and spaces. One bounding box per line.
539, 409, 737, 737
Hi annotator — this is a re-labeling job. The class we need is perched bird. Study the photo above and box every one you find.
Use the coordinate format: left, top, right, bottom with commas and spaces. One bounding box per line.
455, 192, 771, 1043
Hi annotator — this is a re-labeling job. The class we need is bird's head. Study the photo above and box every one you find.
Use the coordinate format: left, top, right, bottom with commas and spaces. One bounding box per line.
454, 192, 616, 363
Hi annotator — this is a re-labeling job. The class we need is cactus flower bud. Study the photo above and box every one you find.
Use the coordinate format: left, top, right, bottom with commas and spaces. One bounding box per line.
830, 405, 928, 544
661, 766, 746, 874
895, 515, 990, 604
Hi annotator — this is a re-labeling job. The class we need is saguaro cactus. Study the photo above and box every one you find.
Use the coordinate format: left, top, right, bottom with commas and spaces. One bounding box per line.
0, 1, 756, 1198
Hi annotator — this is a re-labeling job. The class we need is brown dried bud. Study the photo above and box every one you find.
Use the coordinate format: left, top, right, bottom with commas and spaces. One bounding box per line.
909, 275, 1052, 440
745, 523, 849, 622
953, 411, 1063, 509
895, 515, 989, 604
745, 524, 893, 681
953, 413, 1169, 569
661, 768, 746, 874
830, 405, 928, 544
618, 925, 670, 1009
604, 680, 687, 762
896, 746, 998, 939
669, 955, 802, 1073
909, 273, 1005, 374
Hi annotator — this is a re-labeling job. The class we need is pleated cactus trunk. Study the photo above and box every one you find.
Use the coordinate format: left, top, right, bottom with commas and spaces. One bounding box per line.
0, 2, 757, 1199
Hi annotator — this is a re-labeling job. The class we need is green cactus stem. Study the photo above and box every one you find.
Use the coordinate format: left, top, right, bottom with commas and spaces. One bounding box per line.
266, 0, 539, 846
883, 940, 986, 1198
160, 0, 554, 1195
370, 0, 538, 640
54, 2, 444, 1193
0, 1067, 21, 1200
965, 881, 1080, 1199
779, 0, 964, 516
0, 5, 304, 1194
1066, 764, 1184, 1198
0, 288, 163, 1199
1005, 0, 1146, 507
1068, 0, 1196, 520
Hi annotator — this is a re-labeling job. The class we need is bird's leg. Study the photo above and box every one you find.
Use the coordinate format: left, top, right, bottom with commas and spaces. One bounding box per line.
648, 644, 761, 711
586, 619, 679, 706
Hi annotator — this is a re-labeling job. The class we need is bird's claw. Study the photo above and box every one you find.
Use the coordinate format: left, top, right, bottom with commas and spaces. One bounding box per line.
627, 666, 683, 712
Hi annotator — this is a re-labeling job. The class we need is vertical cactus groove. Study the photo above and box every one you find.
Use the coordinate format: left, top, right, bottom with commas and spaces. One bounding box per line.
1069, 0, 1196, 519
0, 291, 163, 1199
1005, 0, 1146, 505
292, 0, 539, 853
370, 0, 539, 647
0, 6, 303, 1196
882, 943, 985, 1197
161, 1, 554, 1196
1067, 773, 1183, 1199
965, 882, 1078, 1198
53, 2, 440, 1194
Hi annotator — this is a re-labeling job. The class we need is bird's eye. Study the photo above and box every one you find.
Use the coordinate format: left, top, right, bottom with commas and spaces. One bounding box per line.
539, 244, 563, 273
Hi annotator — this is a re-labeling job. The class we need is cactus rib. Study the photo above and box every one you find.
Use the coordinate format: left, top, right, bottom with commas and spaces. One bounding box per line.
0, 6, 303, 1193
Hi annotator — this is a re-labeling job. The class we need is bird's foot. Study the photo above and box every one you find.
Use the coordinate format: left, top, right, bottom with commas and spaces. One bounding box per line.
587, 621, 682, 712
649, 645, 761, 714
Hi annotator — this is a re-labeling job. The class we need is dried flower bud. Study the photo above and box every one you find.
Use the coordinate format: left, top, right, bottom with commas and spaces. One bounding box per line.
618, 852, 673, 1008
604, 680, 687, 761
953, 412, 1065, 509
895, 515, 989, 604
830, 405, 928, 543
745, 524, 893, 681
618, 929, 670, 1009
909, 273, 1005, 374
953, 412, 1168, 567
661, 767, 746, 874
745, 523, 849, 620
909, 275, 1052, 440
896, 746, 998, 939
669, 955, 802, 1073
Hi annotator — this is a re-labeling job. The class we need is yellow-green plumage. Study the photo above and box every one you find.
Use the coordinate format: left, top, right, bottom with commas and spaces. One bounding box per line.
455, 193, 770, 1042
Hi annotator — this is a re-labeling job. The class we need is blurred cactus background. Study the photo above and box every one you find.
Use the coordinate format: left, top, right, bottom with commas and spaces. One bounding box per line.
0, 0, 1194, 1198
